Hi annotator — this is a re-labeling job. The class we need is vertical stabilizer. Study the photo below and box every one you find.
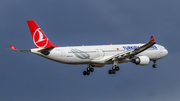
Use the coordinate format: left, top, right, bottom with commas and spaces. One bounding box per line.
27, 20, 57, 48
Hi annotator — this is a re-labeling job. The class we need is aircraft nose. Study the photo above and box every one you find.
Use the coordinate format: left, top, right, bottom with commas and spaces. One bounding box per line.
164, 49, 168, 56
166, 49, 168, 55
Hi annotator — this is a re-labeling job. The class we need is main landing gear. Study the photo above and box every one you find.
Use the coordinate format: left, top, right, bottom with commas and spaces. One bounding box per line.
83, 65, 94, 75
108, 59, 120, 74
152, 60, 157, 68
108, 66, 120, 74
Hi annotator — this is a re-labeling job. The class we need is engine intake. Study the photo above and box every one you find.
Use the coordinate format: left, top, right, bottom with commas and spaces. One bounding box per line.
132, 56, 150, 66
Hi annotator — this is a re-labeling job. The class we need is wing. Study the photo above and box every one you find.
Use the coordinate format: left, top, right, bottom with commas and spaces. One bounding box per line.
105, 36, 156, 62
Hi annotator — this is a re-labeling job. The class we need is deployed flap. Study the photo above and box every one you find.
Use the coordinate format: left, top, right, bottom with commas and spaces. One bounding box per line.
105, 36, 156, 62
9, 45, 30, 52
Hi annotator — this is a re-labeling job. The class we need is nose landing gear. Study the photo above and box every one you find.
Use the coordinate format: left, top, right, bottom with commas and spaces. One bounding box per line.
152, 60, 157, 68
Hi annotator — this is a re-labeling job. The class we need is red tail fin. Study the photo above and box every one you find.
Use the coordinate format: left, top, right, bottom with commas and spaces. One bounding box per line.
27, 20, 57, 48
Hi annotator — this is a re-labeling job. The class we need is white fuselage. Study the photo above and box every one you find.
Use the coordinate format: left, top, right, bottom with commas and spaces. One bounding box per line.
30, 43, 168, 67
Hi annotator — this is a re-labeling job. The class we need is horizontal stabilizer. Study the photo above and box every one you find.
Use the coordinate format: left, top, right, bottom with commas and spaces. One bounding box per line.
9, 45, 30, 52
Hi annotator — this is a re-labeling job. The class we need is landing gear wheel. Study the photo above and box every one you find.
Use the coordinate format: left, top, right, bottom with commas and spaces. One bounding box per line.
152, 64, 157, 68
109, 70, 112, 74
90, 68, 94, 72
109, 65, 119, 74
112, 70, 116, 74
87, 71, 90, 75
83, 71, 87, 75
84, 65, 94, 75
87, 67, 90, 71
115, 66, 120, 71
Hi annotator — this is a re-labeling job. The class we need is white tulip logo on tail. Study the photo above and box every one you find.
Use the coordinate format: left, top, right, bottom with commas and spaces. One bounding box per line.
33, 28, 48, 48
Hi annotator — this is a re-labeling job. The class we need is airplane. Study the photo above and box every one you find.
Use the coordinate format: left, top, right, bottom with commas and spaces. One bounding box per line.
9, 20, 168, 75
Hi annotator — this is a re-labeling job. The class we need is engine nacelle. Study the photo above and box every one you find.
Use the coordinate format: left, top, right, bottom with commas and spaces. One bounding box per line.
132, 56, 150, 66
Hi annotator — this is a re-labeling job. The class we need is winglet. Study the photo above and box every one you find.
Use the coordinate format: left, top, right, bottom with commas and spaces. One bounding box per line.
9, 45, 17, 50
150, 36, 155, 42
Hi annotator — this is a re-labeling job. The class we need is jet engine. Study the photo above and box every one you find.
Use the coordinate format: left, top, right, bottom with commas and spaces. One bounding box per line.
132, 56, 150, 66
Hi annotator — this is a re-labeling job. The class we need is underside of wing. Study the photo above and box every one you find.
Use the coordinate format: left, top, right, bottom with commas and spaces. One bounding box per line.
105, 36, 156, 62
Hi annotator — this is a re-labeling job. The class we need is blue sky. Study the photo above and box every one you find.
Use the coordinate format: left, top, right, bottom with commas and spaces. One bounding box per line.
1, 0, 180, 101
